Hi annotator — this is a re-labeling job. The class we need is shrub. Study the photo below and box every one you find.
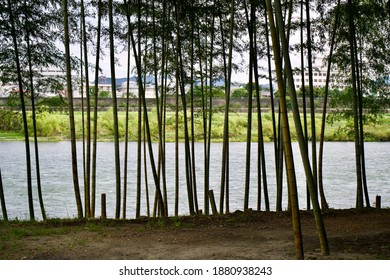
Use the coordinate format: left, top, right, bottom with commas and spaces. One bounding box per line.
232, 88, 248, 98
0, 110, 23, 131
6, 92, 20, 107
29, 112, 68, 137
37, 96, 67, 108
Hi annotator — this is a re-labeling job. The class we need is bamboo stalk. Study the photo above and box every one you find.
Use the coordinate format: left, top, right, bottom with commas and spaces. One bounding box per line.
209, 190, 218, 216
0, 169, 8, 221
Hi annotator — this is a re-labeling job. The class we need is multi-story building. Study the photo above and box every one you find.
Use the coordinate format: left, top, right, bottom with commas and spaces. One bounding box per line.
293, 56, 346, 90
85, 76, 157, 98
0, 67, 68, 97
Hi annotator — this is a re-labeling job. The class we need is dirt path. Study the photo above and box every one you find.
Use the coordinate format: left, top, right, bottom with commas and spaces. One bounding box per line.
1, 209, 389, 260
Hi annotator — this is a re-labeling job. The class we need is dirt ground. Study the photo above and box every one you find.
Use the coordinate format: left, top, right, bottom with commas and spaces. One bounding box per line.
1, 208, 389, 260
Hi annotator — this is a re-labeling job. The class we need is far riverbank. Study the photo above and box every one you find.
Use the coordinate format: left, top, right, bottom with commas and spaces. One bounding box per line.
1, 110, 390, 142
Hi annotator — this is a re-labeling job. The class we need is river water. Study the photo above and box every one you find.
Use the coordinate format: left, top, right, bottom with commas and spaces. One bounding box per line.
0, 141, 389, 220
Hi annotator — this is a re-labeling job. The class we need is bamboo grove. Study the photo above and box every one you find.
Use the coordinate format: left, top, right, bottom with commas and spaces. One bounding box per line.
1, 0, 390, 259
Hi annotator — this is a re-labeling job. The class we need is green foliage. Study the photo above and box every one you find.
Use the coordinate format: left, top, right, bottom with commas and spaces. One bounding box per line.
98, 108, 127, 139
257, 121, 274, 142
190, 86, 203, 97
232, 88, 248, 97
146, 109, 160, 141
243, 83, 261, 97
210, 125, 224, 139
329, 88, 352, 109
262, 112, 273, 122
328, 88, 386, 128
296, 86, 326, 98
233, 114, 248, 128
37, 96, 67, 108
364, 123, 390, 141
2, 108, 390, 142
0, 110, 23, 131
6, 93, 29, 107
190, 86, 225, 99
100, 108, 117, 137
244, 83, 255, 93
211, 87, 225, 98
99, 91, 111, 98
228, 118, 244, 141
28, 112, 68, 138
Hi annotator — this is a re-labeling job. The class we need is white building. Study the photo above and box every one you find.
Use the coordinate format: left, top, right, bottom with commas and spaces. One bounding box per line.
293, 57, 347, 90
83, 77, 157, 99
0, 68, 68, 97
117, 81, 156, 98
36, 68, 68, 97
0, 82, 16, 97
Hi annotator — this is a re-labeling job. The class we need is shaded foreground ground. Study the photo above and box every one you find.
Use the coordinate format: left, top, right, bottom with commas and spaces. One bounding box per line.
0, 208, 389, 260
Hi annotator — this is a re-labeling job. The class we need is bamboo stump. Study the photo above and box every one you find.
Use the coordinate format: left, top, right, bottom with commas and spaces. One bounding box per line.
101, 193, 107, 219
209, 190, 218, 215
376, 195, 381, 209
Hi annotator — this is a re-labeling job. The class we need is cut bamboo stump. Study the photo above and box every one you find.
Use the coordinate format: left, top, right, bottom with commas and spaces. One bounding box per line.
376, 195, 381, 209
101, 193, 107, 219
209, 190, 218, 215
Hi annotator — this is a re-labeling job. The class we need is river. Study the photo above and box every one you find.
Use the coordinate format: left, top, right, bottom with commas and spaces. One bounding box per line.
0, 141, 389, 220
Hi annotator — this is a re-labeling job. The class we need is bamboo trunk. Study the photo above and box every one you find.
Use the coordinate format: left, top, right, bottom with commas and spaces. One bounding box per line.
0, 169, 8, 221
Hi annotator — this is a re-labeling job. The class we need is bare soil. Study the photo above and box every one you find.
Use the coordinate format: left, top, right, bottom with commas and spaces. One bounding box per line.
1, 208, 389, 260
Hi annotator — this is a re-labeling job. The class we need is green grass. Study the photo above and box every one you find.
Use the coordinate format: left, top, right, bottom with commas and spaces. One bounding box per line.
0, 221, 72, 242
0, 218, 123, 243
1, 109, 390, 142
0, 132, 24, 140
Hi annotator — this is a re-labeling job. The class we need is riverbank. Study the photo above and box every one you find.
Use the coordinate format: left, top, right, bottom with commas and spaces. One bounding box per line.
1, 208, 389, 260
1, 111, 390, 142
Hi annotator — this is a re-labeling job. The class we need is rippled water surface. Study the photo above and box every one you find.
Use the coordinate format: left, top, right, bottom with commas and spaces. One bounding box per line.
0, 141, 389, 219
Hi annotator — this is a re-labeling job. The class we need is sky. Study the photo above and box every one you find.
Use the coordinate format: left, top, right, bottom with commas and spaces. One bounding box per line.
93, 50, 253, 84
89, 38, 303, 86
93, 51, 300, 86
72, 18, 305, 87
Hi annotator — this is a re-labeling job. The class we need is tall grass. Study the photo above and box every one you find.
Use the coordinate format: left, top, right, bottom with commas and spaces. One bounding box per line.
1, 108, 390, 142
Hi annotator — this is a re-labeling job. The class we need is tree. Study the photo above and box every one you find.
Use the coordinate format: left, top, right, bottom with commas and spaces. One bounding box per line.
271, 0, 329, 256
318, 0, 342, 211
195, 8, 212, 215
80, 0, 92, 218
120, 0, 131, 219
1, 0, 69, 220
91, 0, 102, 218
252, 2, 269, 211
305, 0, 318, 210
329, 0, 390, 208
232, 87, 248, 97
125, 0, 166, 217
189, 0, 198, 215
220, 0, 235, 214
243, 0, 253, 211
262, 0, 282, 212
348, 0, 363, 208
108, 0, 121, 219
264, 0, 304, 259
133, 0, 143, 218
62, 0, 83, 219
24, 3, 47, 220
6, 0, 35, 220
174, 0, 195, 215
